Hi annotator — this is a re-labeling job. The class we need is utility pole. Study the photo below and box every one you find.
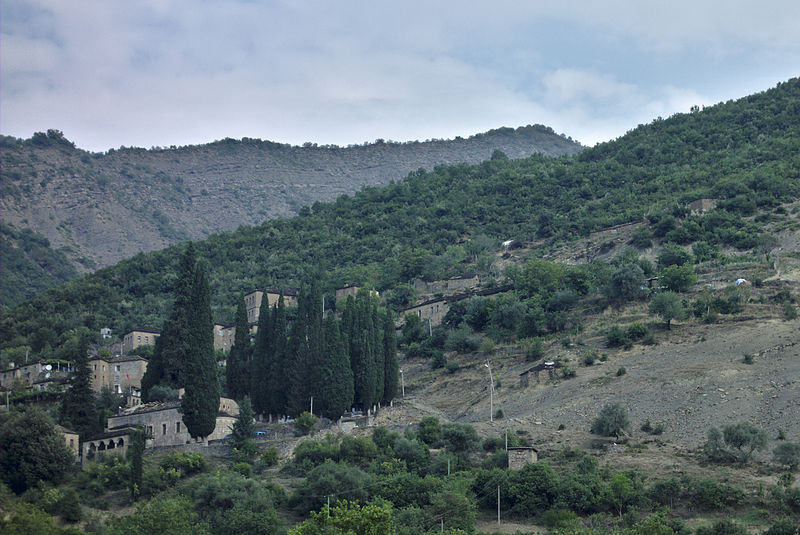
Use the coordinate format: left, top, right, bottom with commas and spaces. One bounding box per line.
310, 396, 313, 416
399, 369, 405, 398
497, 485, 501, 528
485, 360, 494, 422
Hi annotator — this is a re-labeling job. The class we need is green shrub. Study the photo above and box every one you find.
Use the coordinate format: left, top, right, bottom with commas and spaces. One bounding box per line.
260, 447, 279, 467
606, 325, 632, 348
294, 411, 318, 437
773, 442, 800, 470
626, 321, 650, 341
526, 338, 544, 361
159, 451, 206, 477
591, 403, 631, 437
687, 477, 746, 511
616, 367, 627, 376
232, 462, 252, 477
783, 302, 798, 320
695, 519, 747, 535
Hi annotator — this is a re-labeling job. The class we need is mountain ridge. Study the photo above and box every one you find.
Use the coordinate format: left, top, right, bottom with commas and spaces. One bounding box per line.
0, 124, 581, 275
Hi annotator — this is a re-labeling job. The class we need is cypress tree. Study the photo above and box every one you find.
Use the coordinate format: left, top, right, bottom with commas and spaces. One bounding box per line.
265, 296, 289, 418
381, 310, 399, 404
250, 295, 272, 415
59, 330, 99, 439
226, 297, 251, 401
180, 262, 220, 443
231, 396, 256, 456
141, 243, 197, 399
369, 295, 385, 406
317, 313, 354, 420
288, 280, 324, 416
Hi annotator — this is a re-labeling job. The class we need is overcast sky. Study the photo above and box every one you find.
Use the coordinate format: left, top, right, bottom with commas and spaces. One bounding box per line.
2, 1, 799, 152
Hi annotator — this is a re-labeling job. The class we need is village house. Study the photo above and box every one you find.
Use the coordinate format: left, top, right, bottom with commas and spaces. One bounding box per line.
0, 360, 74, 391
81, 427, 140, 466
88, 354, 148, 394
400, 285, 512, 329
244, 287, 299, 324
54, 424, 80, 463
213, 322, 236, 352
507, 446, 539, 469
121, 328, 160, 354
104, 396, 239, 449
402, 297, 450, 328
335, 284, 380, 302
413, 274, 480, 296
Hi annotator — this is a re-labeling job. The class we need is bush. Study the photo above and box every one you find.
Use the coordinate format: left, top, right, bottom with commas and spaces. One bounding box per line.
561, 366, 576, 379
526, 338, 544, 361
591, 403, 631, 437
783, 302, 798, 320
441, 423, 479, 455
687, 477, 746, 511
582, 350, 597, 366
607, 325, 632, 348
626, 322, 650, 341
417, 417, 441, 447
290, 460, 375, 513
616, 366, 627, 376
445, 325, 481, 353
294, 412, 318, 436
774, 442, 800, 470
695, 519, 748, 535
159, 451, 206, 477
765, 518, 800, 535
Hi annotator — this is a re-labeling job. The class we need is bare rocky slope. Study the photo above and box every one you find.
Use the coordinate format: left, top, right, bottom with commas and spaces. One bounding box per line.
374, 214, 800, 458
0, 126, 581, 273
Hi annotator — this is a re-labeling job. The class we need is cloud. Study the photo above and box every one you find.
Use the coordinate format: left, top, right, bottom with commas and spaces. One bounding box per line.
1, 1, 799, 151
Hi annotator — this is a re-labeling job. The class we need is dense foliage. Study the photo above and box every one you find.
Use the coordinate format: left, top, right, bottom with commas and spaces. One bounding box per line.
0, 223, 79, 312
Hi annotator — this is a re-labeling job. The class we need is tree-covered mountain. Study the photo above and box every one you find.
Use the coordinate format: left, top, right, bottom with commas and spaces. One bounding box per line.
2, 78, 798, 355
0, 125, 580, 276
0, 223, 79, 312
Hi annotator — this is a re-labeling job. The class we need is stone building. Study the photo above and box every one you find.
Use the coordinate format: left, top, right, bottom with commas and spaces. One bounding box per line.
106, 397, 239, 448
0, 361, 47, 390
507, 446, 538, 469
413, 274, 480, 296
213, 322, 236, 352
335, 285, 379, 302
55, 424, 80, 463
88, 354, 148, 394
402, 297, 450, 328
689, 198, 718, 214
244, 287, 299, 324
82, 427, 139, 466
122, 328, 160, 354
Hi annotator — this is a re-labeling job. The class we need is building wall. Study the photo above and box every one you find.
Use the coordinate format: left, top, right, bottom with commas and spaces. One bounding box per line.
266, 291, 297, 308
122, 330, 160, 354
213, 324, 236, 352
89, 357, 147, 394
507, 448, 538, 470
402, 299, 450, 328
0, 362, 45, 389
414, 275, 479, 295
107, 398, 239, 448
245, 291, 264, 324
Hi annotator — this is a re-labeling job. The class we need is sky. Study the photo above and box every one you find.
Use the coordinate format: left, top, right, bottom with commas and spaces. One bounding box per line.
2, 1, 799, 153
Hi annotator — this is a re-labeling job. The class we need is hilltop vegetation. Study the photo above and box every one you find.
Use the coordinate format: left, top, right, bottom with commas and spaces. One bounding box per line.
2, 78, 799, 355
0, 124, 579, 305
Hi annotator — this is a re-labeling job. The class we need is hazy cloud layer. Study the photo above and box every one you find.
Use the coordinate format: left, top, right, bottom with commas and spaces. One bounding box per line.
2, 0, 798, 151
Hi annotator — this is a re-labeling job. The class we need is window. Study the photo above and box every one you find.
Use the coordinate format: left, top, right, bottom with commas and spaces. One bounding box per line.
93, 364, 97, 370
137, 335, 141, 343
145, 336, 149, 343
147, 425, 153, 436
162, 423, 167, 435
176, 422, 181, 433
115, 365, 121, 372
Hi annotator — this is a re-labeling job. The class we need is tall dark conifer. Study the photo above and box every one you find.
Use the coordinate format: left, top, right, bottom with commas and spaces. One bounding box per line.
226, 297, 251, 401
180, 261, 220, 442
317, 313, 354, 420
250, 295, 272, 415
350, 292, 377, 410
288, 281, 324, 416
381, 310, 399, 404
141, 243, 197, 399
59, 331, 99, 439
265, 296, 289, 418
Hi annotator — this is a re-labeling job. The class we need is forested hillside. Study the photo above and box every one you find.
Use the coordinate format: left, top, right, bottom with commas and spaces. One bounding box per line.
0, 124, 579, 299
2, 78, 798, 355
